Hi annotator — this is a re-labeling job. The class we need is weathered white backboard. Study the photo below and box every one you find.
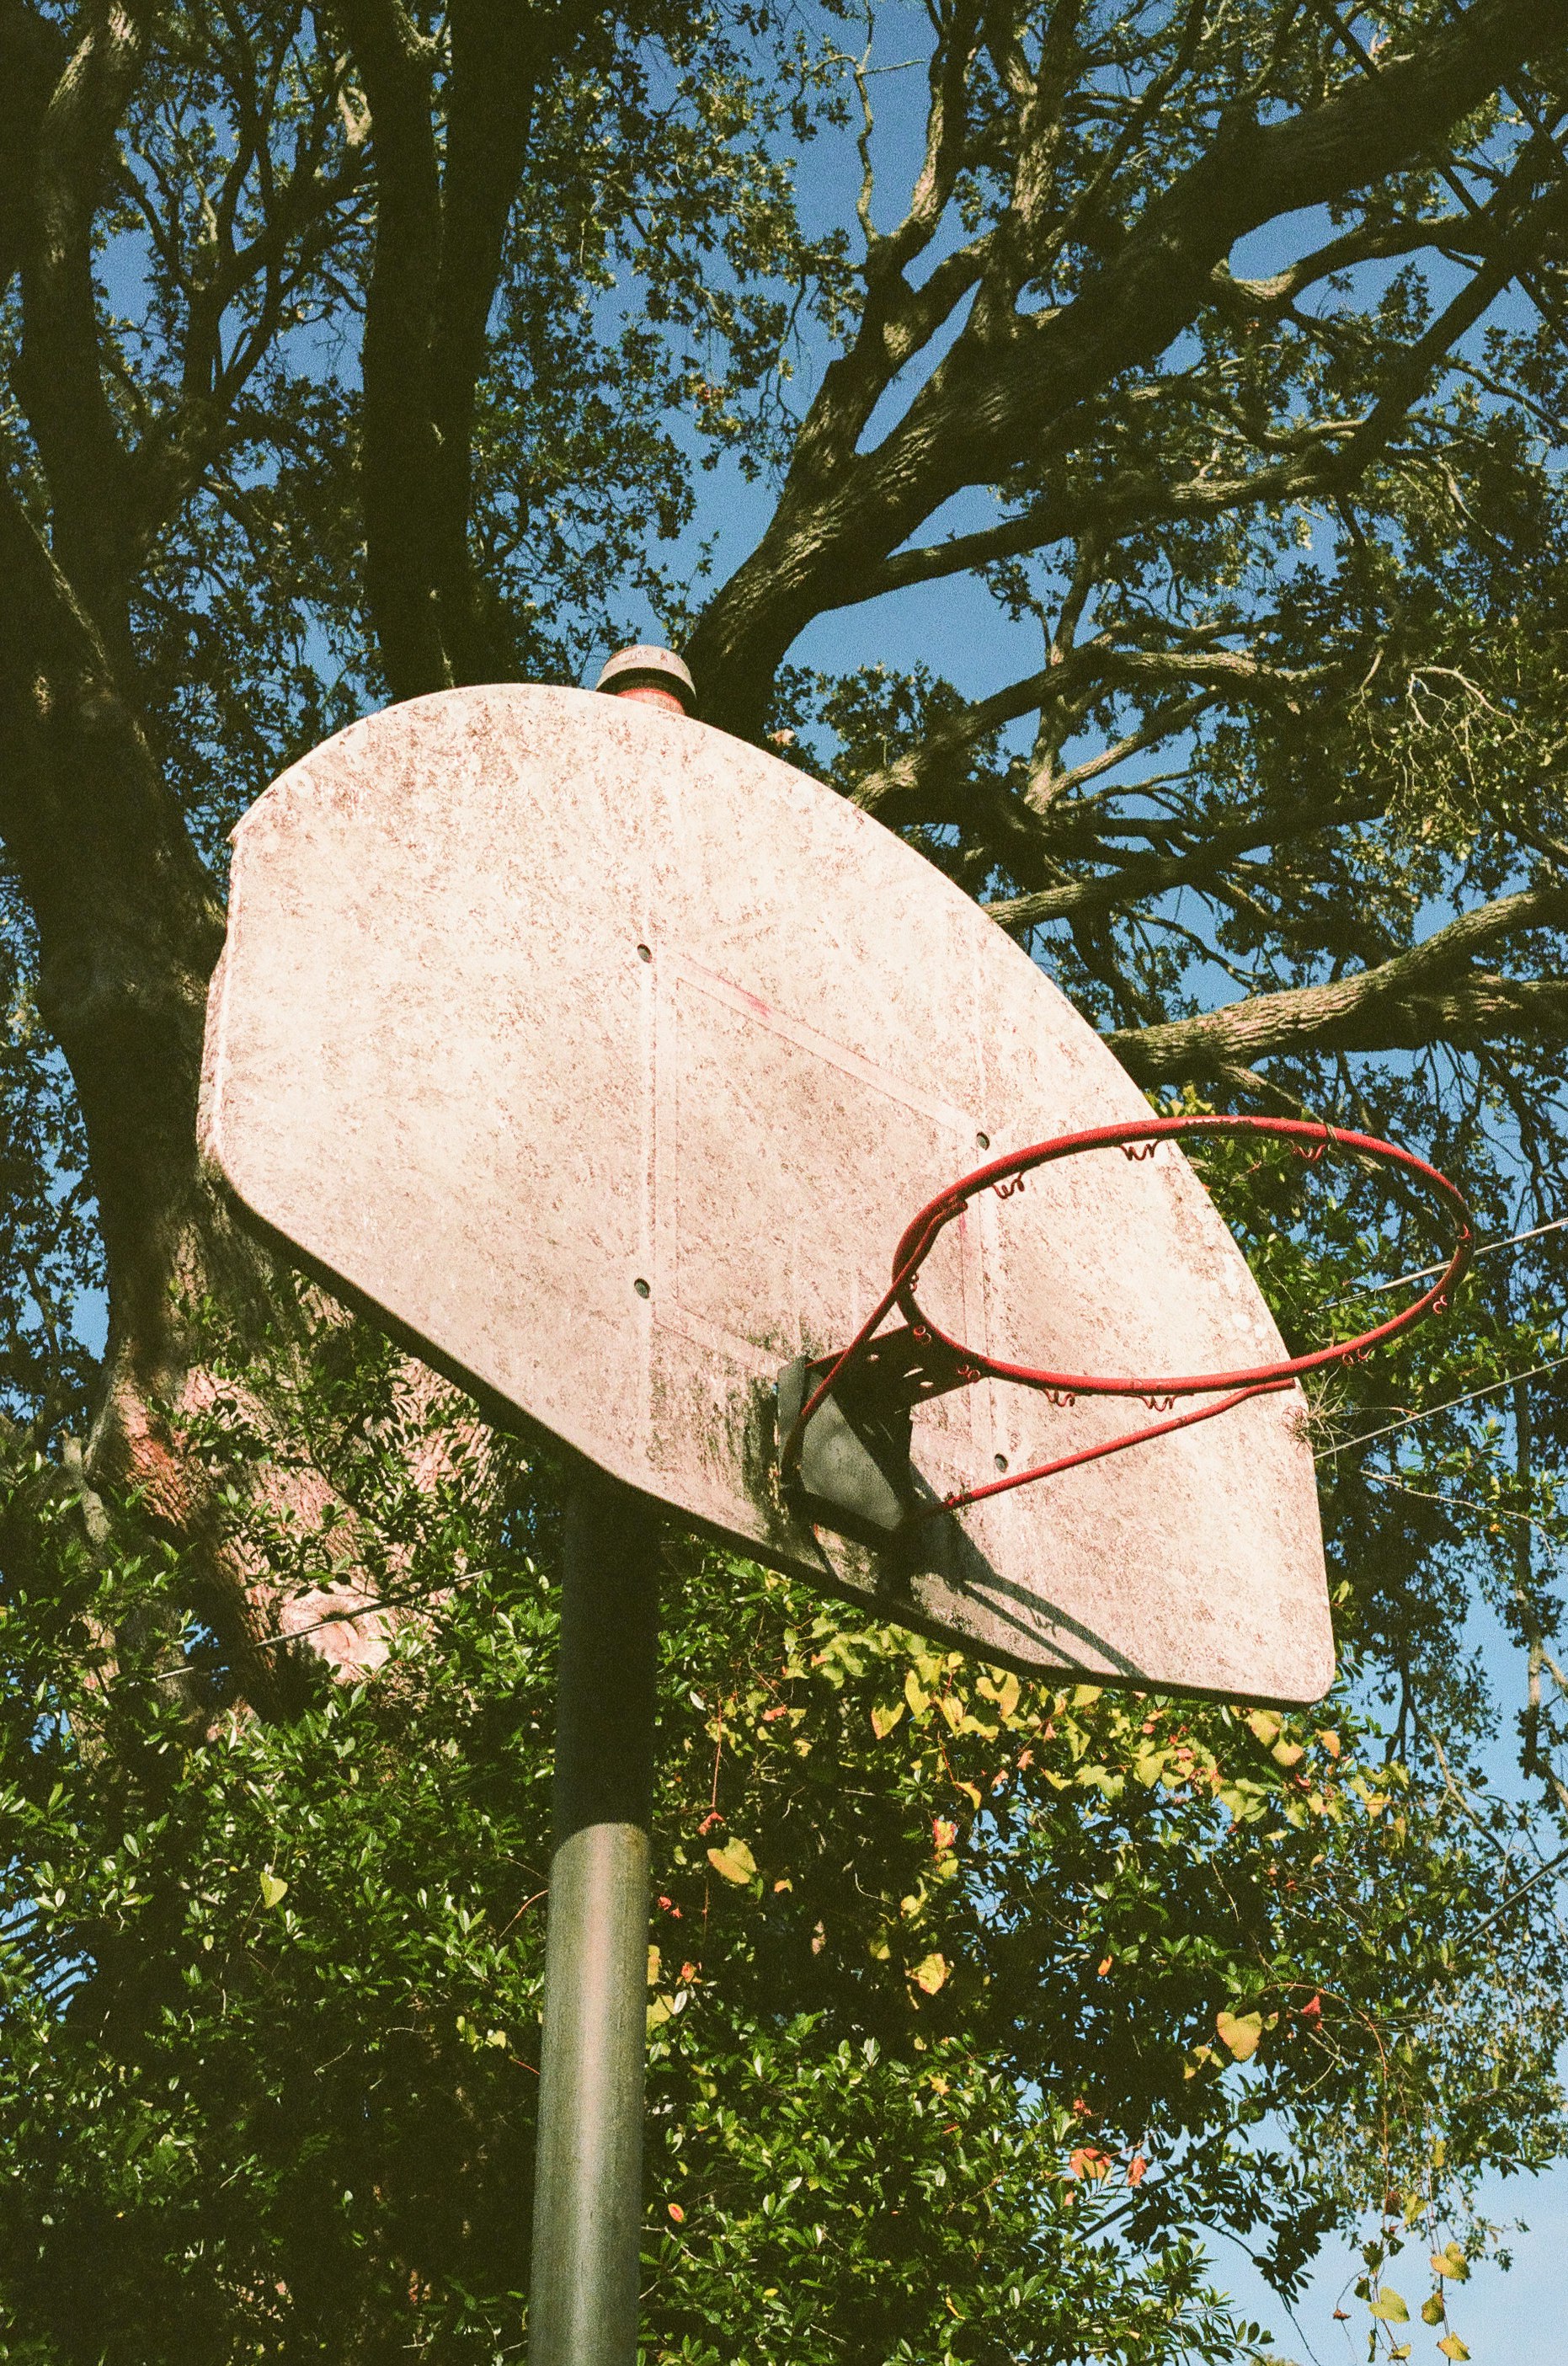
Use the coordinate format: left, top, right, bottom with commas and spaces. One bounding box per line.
200, 685, 1333, 1704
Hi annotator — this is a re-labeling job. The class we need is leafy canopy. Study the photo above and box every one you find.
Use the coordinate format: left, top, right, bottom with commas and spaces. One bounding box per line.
1, 0, 1568, 2360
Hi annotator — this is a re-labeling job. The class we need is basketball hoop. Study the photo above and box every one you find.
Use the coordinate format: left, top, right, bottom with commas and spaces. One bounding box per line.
778, 1115, 1471, 1535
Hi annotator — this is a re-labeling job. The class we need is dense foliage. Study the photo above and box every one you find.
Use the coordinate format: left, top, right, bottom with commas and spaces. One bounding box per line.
2, 0, 1568, 2358
1, 1340, 1561, 2363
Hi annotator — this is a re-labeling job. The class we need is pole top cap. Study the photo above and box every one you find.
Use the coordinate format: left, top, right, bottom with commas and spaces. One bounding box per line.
595, 644, 696, 713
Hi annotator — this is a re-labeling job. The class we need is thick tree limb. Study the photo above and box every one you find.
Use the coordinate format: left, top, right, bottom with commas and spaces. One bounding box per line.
1109, 885, 1568, 1078
851, 446, 1347, 602
0, 476, 226, 1375
0, 1, 64, 295
12, 0, 152, 666
330, 0, 449, 697
335, 0, 595, 697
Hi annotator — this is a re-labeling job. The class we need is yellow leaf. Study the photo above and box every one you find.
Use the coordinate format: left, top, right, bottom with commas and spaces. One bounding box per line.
936, 1693, 964, 1731
956, 1781, 982, 1810
1318, 1728, 1341, 1758
1246, 1709, 1282, 1747
1069, 1684, 1102, 1707
707, 1838, 757, 1885
979, 1669, 1024, 1721
1432, 2244, 1469, 2281
1421, 2296, 1446, 2326
1215, 2009, 1263, 2060
911, 1952, 949, 1995
1436, 2339, 1470, 2361
1272, 1739, 1305, 1768
871, 1701, 905, 1738
1368, 2289, 1410, 2323
647, 1944, 661, 1985
259, 1871, 287, 1910
904, 1670, 930, 1717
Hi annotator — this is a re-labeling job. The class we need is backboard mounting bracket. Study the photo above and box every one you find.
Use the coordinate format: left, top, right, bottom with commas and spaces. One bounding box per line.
776, 1326, 975, 1540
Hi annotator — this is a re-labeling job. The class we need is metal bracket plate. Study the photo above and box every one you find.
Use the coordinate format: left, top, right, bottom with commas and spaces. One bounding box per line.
776, 1327, 974, 1541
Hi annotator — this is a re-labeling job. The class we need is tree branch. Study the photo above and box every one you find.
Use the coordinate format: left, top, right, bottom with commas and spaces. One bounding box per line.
851, 641, 1338, 823
690, 0, 1568, 734
0, 0, 65, 296
984, 799, 1378, 933
1108, 885, 1568, 1079
329, 0, 448, 697
12, 0, 152, 665
334, 0, 596, 698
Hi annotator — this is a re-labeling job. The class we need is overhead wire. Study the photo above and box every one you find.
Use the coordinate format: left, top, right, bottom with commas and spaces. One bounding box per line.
1324, 1213, 1568, 1311
1363, 1471, 1568, 1544
141, 1571, 468, 1686
1315, 1350, 1568, 1461
1469, 1843, 1568, 1941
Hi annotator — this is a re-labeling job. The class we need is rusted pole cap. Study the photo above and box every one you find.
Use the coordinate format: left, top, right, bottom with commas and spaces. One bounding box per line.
594, 643, 696, 715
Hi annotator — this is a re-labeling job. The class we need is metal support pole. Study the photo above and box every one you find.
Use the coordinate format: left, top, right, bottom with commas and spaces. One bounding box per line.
529, 1461, 662, 2366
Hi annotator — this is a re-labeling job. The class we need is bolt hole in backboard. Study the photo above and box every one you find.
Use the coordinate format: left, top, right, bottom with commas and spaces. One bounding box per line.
201, 658, 1466, 1712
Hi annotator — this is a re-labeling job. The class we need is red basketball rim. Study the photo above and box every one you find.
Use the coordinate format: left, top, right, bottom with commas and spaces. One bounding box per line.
782, 1115, 1472, 1502
890, 1114, 1472, 1401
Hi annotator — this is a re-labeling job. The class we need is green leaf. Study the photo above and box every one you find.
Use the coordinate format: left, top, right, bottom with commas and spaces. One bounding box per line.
1368, 2288, 1410, 2323
1421, 2295, 1446, 2325
870, 1700, 904, 1738
707, 1837, 757, 1885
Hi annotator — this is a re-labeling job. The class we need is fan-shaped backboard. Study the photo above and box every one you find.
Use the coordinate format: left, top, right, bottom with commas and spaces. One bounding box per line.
200, 686, 1333, 1703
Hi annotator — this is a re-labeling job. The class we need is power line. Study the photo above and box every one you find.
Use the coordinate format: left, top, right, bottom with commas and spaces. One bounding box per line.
1364, 1470, 1568, 1544
1325, 1214, 1568, 1311
142, 1573, 463, 1686
1470, 1844, 1568, 1941
1315, 1349, 1568, 1461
